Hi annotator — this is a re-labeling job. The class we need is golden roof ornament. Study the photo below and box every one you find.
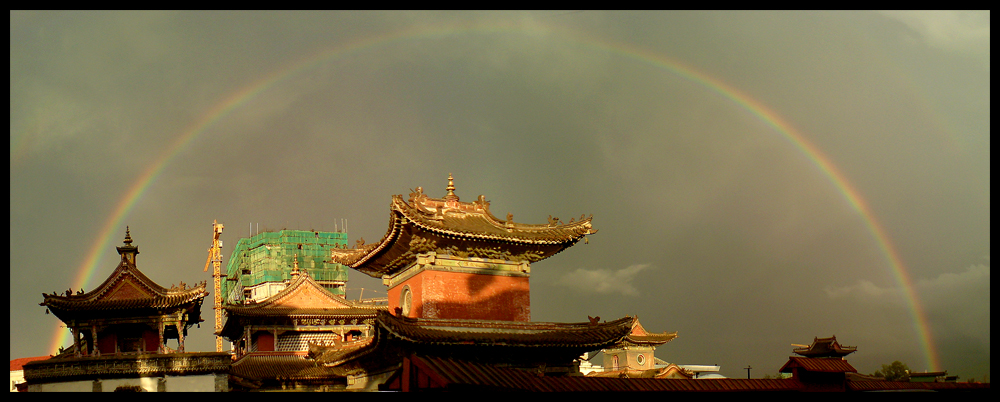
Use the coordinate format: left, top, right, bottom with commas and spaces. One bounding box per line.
443, 173, 459, 201
117, 226, 139, 261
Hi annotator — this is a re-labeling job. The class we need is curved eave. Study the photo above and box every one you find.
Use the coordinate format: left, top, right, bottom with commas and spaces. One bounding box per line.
42, 290, 208, 312
331, 194, 597, 278
329, 203, 408, 276
396, 195, 595, 246
223, 306, 384, 318
378, 313, 635, 349
624, 333, 678, 347
41, 256, 208, 314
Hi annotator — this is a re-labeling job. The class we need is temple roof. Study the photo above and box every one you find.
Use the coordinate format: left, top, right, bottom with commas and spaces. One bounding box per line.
792, 336, 857, 358
40, 229, 207, 322
220, 269, 383, 339
619, 317, 678, 347
586, 364, 694, 379
780, 356, 858, 373
383, 355, 807, 392
223, 269, 383, 318
230, 352, 342, 383
378, 312, 635, 349
310, 311, 637, 369
331, 175, 598, 278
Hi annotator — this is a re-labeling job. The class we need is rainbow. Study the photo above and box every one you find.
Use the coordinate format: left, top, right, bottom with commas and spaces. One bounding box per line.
50, 20, 940, 371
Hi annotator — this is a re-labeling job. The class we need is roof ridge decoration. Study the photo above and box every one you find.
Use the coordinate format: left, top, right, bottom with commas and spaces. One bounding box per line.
443, 173, 459, 201
331, 175, 599, 278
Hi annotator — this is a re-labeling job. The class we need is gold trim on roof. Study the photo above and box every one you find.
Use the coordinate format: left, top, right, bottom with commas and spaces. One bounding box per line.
331, 180, 598, 278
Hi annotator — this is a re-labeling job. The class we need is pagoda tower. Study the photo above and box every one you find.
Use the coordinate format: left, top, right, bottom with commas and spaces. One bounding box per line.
39, 228, 209, 355
28, 228, 231, 392
330, 174, 597, 322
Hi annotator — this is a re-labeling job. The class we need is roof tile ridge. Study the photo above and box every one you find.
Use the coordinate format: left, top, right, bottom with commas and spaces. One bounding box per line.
399, 190, 593, 232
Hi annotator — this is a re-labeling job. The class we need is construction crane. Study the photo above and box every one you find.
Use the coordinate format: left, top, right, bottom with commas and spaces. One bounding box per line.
204, 220, 224, 352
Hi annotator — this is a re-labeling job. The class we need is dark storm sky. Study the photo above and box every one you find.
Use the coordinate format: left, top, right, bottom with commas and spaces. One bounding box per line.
10, 11, 989, 380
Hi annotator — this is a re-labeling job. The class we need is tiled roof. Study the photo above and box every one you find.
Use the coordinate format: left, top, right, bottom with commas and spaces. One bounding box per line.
307, 312, 636, 372
10, 356, 50, 371
622, 318, 677, 346
779, 356, 857, 373
846, 380, 990, 392
220, 272, 383, 339
397, 195, 595, 245
230, 352, 341, 381
586, 364, 694, 379
224, 271, 383, 318
331, 183, 597, 278
308, 337, 379, 367
378, 311, 634, 349
792, 335, 857, 357
40, 250, 206, 321
390, 355, 806, 392
225, 306, 382, 318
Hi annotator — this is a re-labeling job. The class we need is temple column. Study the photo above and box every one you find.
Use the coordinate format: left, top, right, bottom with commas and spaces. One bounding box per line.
177, 311, 186, 352
158, 321, 166, 354
178, 325, 186, 353
90, 327, 99, 356
72, 326, 82, 357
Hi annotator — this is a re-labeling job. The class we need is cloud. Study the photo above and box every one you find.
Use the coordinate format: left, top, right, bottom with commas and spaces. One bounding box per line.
878, 10, 990, 65
823, 263, 991, 330
825, 263, 990, 300
824, 279, 894, 299
555, 264, 652, 297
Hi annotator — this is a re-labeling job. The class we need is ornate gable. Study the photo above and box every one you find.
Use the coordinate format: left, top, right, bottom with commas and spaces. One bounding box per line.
223, 269, 383, 321
41, 228, 207, 321
104, 277, 155, 300
259, 271, 354, 310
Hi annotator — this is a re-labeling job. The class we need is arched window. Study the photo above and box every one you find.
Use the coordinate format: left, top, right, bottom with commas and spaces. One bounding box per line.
400, 285, 413, 317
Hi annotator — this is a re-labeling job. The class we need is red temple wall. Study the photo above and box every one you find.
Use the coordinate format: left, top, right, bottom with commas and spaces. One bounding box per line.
98, 332, 116, 355
142, 328, 160, 352
388, 269, 530, 321
254, 331, 275, 352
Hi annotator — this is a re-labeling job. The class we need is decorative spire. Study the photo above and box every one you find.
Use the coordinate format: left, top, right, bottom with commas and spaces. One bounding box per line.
443, 173, 459, 201
116, 226, 139, 263
291, 254, 300, 278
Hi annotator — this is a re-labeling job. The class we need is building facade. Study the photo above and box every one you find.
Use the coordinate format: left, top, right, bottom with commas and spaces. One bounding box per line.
221, 263, 385, 391
26, 229, 230, 392
331, 174, 598, 322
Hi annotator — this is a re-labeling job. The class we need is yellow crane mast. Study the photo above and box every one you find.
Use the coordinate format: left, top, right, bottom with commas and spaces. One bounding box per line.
204, 220, 224, 352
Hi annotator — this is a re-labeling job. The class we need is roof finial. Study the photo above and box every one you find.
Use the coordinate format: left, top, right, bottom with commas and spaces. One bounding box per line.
117, 226, 139, 261
291, 254, 300, 277
444, 173, 459, 201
